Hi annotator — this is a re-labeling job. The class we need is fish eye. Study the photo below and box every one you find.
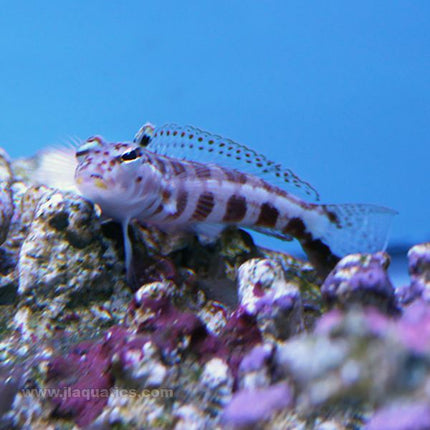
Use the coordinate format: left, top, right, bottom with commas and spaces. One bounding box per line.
120, 148, 140, 162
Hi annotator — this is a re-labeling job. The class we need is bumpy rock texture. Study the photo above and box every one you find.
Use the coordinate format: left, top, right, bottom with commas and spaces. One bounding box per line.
0, 147, 429, 429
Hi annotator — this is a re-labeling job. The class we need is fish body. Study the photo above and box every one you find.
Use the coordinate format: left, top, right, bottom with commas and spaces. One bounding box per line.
75, 124, 396, 279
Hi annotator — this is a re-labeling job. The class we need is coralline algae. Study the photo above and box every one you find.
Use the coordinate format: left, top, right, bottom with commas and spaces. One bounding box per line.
408, 243, 430, 299
321, 252, 397, 313
0, 146, 429, 429
0, 149, 13, 246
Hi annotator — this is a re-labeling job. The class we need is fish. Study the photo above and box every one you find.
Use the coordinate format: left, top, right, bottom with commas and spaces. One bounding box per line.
74, 123, 397, 280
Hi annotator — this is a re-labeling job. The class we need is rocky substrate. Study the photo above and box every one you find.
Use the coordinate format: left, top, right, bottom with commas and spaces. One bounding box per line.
0, 148, 429, 429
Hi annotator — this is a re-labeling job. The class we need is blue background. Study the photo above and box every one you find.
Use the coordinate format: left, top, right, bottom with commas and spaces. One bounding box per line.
0, 1, 428, 253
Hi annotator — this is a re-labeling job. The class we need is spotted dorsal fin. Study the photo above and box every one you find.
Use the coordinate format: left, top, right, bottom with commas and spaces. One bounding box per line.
134, 123, 320, 202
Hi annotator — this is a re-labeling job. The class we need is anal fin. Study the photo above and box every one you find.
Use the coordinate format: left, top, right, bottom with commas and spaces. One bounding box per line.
248, 226, 293, 242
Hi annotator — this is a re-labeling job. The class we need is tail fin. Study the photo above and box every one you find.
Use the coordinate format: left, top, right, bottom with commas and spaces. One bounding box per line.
320, 203, 397, 257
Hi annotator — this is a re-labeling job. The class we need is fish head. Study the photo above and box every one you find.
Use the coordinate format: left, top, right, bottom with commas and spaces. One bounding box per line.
75, 136, 162, 220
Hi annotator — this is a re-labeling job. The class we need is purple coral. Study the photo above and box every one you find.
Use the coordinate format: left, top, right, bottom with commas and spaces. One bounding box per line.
239, 344, 273, 374
396, 299, 430, 353
46, 327, 151, 427
321, 252, 397, 313
134, 284, 263, 379
407, 243, 430, 300
0, 149, 13, 246
366, 402, 430, 430
46, 341, 113, 427
135, 294, 205, 352
315, 307, 390, 337
222, 382, 292, 426
237, 258, 304, 339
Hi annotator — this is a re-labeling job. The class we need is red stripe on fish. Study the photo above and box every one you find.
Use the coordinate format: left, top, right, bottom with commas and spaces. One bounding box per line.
191, 191, 215, 221
223, 194, 247, 223
256, 202, 279, 228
